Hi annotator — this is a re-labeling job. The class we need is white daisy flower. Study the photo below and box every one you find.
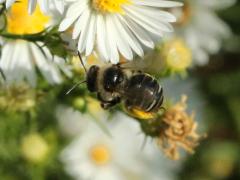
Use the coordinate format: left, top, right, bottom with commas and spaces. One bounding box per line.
0, 0, 65, 14
59, 0, 182, 64
0, 40, 72, 86
173, 0, 235, 65
60, 113, 146, 180
0, 0, 72, 86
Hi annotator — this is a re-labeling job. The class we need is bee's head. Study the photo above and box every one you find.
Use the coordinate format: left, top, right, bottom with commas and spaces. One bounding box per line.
103, 66, 125, 92
87, 65, 99, 92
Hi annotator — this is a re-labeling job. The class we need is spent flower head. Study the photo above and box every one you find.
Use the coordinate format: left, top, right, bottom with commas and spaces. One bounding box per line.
157, 95, 206, 160
134, 95, 206, 160
0, 84, 37, 112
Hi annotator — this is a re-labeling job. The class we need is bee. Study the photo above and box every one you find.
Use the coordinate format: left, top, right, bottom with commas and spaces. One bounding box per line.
67, 53, 164, 115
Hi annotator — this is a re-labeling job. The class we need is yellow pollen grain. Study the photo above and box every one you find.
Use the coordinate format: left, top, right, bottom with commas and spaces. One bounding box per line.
90, 145, 111, 165
128, 107, 157, 120
7, 0, 50, 35
92, 0, 131, 14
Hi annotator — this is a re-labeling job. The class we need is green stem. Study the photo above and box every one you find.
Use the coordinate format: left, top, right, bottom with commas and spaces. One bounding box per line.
0, 33, 45, 41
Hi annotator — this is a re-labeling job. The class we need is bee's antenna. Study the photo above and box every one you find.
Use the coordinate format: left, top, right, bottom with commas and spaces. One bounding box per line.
65, 80, 87, 95
77, 51, 87, 73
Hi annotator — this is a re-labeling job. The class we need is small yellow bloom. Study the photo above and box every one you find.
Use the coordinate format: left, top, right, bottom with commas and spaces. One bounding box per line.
21, 133, 49, 163
7, 0, 50, 35
162, 39, 192, 72
92, 0, 131, 14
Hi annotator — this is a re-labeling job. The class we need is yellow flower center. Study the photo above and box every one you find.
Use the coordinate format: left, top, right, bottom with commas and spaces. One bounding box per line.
7, 0, 50, 35
92, 0, 131, 14
163, 39, 192, 72
90, 145, 111, 165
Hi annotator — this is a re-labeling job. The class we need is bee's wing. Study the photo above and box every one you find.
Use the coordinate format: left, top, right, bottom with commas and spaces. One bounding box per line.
119, 53, 163, 74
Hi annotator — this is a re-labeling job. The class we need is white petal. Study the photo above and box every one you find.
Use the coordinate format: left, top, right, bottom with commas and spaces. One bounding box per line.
38, 0, 50, 14
125, 7, 163, 36
59, 17, 78, 32
28, 0, 37, 14
30, 43, 62, 84
20, 42, 37, 86
59, 1, 87, 32
106, 15, 119, 63
85, 14, 97, 56
77, 10, 91, 53
114, 15, 144, 58
111, 15, 133, 60
53, 0, 65, 14
96, 15, 109, 61
6, 0, 16, 8
122, 16, 154, 48
72, 9, 89, 39
133, 0, 183, 7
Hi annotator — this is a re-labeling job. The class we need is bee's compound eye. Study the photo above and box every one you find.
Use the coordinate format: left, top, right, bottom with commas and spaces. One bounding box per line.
87, 65, 99, 92
103, 67, 124, 91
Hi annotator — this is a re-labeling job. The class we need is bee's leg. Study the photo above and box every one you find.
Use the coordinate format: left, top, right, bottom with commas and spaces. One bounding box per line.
100, 97, 121, 109
97, 93, 121, 110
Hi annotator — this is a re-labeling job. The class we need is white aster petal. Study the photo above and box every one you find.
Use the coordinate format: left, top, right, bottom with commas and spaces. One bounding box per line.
6, 0, 16, 8
133, 0, 183, 7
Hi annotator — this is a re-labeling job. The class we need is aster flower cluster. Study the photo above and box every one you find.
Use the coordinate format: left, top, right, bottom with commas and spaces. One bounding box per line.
0, 0, 237, 179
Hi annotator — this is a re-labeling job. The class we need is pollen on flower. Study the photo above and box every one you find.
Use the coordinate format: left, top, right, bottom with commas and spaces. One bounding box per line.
157, 95, 206, 160
7, 0, 50, 35
92, 0, 131, 14
89, 145, 111, 165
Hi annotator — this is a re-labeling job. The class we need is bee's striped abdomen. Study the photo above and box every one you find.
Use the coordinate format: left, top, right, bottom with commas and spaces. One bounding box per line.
125, 74, 163, 112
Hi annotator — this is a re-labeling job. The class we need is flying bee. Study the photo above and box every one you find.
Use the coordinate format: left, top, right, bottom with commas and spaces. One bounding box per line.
67, 52, 164, 115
